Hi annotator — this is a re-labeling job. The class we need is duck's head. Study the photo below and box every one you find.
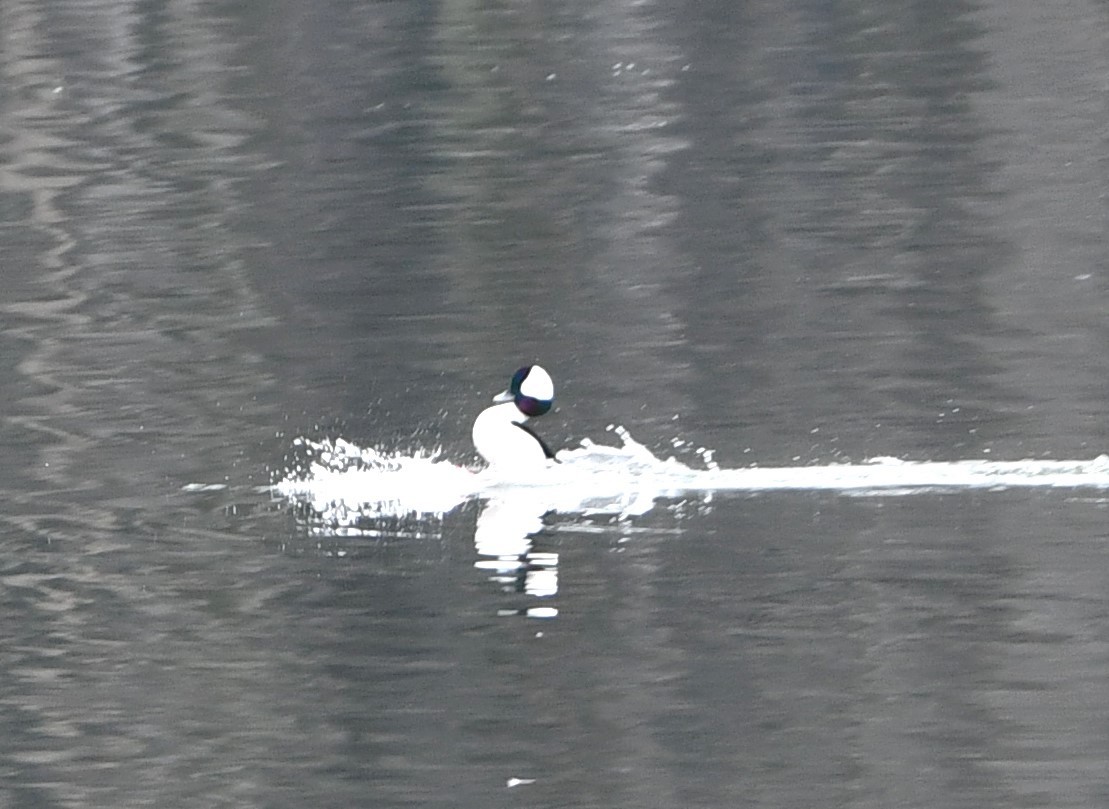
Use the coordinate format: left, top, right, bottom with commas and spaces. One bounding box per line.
494, 364, 554, 418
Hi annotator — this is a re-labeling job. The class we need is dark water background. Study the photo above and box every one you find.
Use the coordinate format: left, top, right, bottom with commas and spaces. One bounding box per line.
3, 1, 1109, 806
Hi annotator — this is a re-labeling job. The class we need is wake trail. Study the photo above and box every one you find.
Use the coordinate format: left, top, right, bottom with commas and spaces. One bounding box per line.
267, 428, 1109, 529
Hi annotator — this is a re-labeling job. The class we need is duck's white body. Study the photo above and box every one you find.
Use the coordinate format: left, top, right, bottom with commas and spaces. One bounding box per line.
472, 402, 551, 469
472, 365, 557, 470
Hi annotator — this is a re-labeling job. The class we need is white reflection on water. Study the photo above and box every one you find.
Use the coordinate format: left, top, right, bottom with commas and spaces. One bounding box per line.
271, 427, 1109, 613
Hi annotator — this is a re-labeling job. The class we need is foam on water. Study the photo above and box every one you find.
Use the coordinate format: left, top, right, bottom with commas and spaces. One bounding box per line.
276, 437, 479, 532
274, 427, 1109, 532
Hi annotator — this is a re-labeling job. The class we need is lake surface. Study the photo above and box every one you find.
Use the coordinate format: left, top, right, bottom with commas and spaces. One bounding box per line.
3, 1, 1109, 807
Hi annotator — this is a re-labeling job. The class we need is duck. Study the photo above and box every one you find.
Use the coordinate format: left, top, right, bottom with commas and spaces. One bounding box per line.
472, 365, 559, 469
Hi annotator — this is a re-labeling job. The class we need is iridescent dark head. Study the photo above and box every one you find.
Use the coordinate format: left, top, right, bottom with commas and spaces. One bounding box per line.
498, 365, 553, 417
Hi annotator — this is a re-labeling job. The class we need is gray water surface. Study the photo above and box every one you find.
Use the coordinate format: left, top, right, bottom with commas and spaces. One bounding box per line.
2, 1, 1109, 807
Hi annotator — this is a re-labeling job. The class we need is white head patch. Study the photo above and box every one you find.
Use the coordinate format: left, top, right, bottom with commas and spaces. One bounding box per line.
520, 365, 554, 401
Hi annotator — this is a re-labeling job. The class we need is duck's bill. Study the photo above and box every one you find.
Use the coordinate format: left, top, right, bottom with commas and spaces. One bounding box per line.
492, 390, 514, 403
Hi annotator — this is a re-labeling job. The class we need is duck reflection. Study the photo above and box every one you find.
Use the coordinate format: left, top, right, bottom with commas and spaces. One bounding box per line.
473, 493, 559, 616
469, 475, 666, 617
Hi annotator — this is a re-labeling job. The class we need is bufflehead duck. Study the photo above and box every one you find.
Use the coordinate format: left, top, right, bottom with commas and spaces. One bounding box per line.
472, 365, 559, 469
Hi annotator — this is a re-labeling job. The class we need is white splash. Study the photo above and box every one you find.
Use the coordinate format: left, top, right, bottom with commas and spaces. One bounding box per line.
274, 427, 1109, 530
277, 437, 478, 528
